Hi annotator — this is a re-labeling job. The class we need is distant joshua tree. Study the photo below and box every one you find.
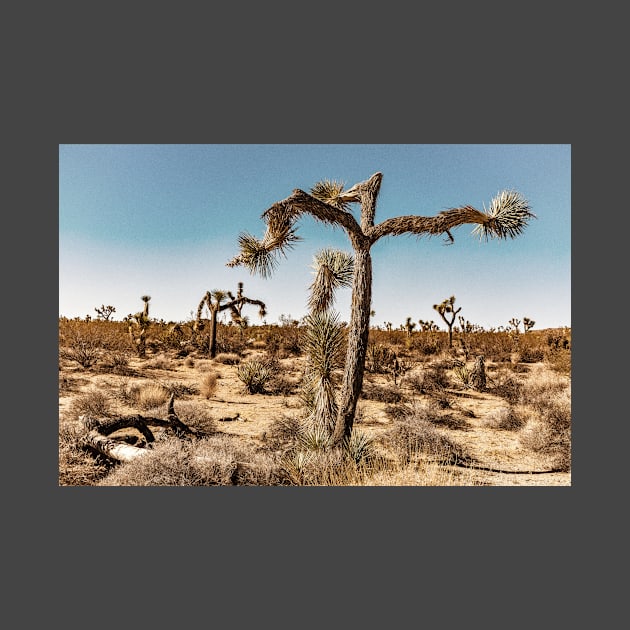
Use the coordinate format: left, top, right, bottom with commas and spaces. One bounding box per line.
523, 317, 536, 333
433, 295, 462, 349
228, 172, 534, 446
94, 304, 116, 321
418, 319, 439, 332
126, 295, 151, 357
404, 316, 416, 337
194, 282, 266, 358
508, 317, 521, 333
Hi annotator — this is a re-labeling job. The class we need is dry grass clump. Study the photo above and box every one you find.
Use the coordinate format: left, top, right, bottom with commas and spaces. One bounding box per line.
199, 371, 219, 399
213, 352, 241, 365
97, 435, 285, 486
145, 354, 175, 370
69, 388, 112, 420
484, 405, 527, 430
379, 401, 472, 466
262, 414, 303, 450
489, 367, 524, 404
58, 424, 110, 485
172, 400, 217, 435
279, 447, 371, 486
98, 350, 132, 374
518, 370, 571, 471
361, 381, 405, 403
136, 383, 170, 410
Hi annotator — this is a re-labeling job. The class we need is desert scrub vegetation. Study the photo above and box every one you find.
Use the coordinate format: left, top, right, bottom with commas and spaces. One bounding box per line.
518, 369, 571, 471
59, 424, 112, 486
69, 388, 112, 421
236, 359, 273, 394
199, 371, 219, 398
483, 405, 527, 431
59, 314, 570, 485
96, 435, 285, 486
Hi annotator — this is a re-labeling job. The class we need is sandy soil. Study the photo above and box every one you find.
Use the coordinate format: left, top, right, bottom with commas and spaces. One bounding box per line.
58, 351, 571, 487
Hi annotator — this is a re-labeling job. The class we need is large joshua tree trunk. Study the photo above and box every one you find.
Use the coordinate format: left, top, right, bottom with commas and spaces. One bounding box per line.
331, 246, 372, 444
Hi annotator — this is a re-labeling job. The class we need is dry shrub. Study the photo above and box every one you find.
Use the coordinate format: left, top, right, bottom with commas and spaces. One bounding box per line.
160, 380, 198, 398
267, 374, 299, 396
58, 424, 111, 485
263, 414, 303, 450
97, 435, 285, 486
199, 371, 219, 399
99, 350, 132, 374
429, 413, 471, 431
484, 405, 527, 430
407, 363, 451, 394
213, 352, 241, 365
380, 401, 471, 465
544, 348, 571, 375
520, 370, 569, 411
173, 400, 217, 435
69, 388, 112, 420
489, 368, 524, 404
519, 371, 571, 471
136, 383, 170, 410
146, 354, 174, 370
361, 381, 405, 403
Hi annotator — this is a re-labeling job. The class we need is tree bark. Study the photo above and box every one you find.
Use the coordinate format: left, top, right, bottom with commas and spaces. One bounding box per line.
332, 247, 372, 445
209, 307, 219, 358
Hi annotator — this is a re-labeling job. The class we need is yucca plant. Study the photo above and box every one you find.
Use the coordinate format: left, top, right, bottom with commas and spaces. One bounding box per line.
342, 430, 375, 466
228, 172, 534, 445
300, 308, 347, 434
236, 359, 271, 394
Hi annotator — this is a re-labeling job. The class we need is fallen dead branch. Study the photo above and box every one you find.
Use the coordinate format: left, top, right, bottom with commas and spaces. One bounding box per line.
79, 394, 198, 462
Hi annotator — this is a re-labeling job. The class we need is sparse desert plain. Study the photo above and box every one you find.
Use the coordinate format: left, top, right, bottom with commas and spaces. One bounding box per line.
58, 319, 571, 487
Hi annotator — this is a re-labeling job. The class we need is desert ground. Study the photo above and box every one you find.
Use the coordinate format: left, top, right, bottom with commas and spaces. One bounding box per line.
58, 323, 571, 487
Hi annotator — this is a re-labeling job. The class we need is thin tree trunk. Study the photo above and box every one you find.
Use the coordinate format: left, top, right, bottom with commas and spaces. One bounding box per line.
332, 247, 372, 445
209, 308, 218, 358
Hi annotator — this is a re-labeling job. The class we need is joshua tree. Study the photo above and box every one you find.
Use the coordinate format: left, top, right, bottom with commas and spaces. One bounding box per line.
404, 316, 416, 337
418, 319, 438, 332
523, 317, 536, 333
433, 295, 462, 349
94, 304, 116, 321
228, 172, 534, 446
194, 282, 266, 358
126, 295, 151, 357
508, 317, 521, 333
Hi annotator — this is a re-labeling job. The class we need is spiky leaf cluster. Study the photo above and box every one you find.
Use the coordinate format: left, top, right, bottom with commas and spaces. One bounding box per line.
301, 311, 346, 432
309, 180, 351, 211
472, 190, 535, 240
308, 249, 354, 314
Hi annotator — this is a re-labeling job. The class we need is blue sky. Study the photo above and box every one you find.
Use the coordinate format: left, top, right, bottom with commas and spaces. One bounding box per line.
59, 144, 570, 331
